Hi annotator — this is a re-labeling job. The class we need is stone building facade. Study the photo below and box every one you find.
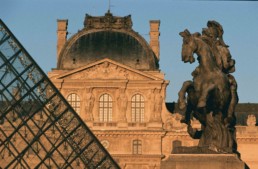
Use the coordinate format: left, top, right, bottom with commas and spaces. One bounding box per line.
48, 11, 258, 169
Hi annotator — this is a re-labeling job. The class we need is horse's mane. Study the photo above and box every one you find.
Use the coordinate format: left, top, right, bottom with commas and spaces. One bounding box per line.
193, 32, 201, 37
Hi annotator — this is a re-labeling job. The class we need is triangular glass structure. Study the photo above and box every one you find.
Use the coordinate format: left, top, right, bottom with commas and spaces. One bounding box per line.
0, 19, 120, 169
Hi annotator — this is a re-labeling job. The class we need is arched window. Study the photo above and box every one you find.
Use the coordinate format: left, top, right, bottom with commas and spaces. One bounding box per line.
172, 140, 182, 149
131, 94, 144, 122
172, 140, 182, 153
67, 93, 80, 114
99, 94, 112, 122
132, 139, 142, 154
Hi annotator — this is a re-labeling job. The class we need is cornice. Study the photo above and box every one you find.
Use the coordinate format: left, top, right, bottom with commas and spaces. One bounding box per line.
93, 130, 166, 137
55, 58, 163, 81
112, 154, 162, 159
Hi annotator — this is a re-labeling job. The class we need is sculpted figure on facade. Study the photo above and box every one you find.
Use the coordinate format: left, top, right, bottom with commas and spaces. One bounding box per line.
148, 89, 156, 122
247, 114, 257, 127
154, 89, 163, 122
84, 11, 133, 30
177, 21, 239, 154
69, 61, 149, 80
148, 88, 163, 122
164, 113, 186, 131
85, 88, 95, 121
117, 88, 128, 122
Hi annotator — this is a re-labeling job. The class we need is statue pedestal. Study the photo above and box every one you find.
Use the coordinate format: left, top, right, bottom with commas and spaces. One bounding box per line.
161, 154, 248, 169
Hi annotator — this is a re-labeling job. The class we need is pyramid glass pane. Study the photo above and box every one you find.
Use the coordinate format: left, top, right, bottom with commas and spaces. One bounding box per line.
0, 19, 120, 169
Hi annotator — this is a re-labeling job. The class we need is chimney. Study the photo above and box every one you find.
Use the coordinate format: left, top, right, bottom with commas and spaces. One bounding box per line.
149, 20, 160, 60
57, 19, 68, 60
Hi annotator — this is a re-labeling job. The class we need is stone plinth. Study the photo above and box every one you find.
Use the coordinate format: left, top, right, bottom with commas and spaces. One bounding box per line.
161, 154, 248, 169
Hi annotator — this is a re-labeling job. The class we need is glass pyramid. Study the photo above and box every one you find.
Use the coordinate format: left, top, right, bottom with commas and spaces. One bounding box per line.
0, 19, 120, 169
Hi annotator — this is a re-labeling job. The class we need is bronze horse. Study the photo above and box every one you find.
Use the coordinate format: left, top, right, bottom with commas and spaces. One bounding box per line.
177, 29, 237, 153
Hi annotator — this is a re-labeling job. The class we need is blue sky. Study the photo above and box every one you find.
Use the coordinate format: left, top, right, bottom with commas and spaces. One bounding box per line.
1, 0, 258, 103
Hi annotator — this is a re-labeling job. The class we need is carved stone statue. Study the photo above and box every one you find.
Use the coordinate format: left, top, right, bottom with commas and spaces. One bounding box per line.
176, 21, 238, 154
164, 113, 187, 131
149, 88, 163, 122
117, 88, 128, 122
247, 114, 256, 127
154, 89, 163, 122
85, 88, 95, 121
148, 89, 156, 122
84, 11, 132, 30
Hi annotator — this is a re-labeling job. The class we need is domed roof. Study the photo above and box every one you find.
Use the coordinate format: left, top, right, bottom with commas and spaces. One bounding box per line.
57, 12, 159, 70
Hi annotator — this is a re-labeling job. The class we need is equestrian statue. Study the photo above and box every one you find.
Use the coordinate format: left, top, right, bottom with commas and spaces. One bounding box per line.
176, 21, 239, 154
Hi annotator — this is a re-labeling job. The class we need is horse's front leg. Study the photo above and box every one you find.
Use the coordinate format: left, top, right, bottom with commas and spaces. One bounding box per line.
197, 83, 216, 108
227, 74, 238, 117
225, 74, 238, 127
178, 80, 193, 110
180, 102, 192, 125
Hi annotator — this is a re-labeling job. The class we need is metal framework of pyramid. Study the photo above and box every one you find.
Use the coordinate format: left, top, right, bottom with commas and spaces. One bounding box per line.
0, 19, 120, 169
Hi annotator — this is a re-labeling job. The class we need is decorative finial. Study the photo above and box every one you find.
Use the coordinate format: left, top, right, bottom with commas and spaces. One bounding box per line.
247, 114, 256, 127
108, 0, 111, 13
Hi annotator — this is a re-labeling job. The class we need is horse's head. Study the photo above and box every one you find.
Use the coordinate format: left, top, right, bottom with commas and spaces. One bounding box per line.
179, 29, 198, 64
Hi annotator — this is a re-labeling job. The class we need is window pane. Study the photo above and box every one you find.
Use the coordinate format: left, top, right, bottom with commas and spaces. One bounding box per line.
131, 94, 144, 122
99, 94, 112, 122
67, 93, 80, 115
132, 140, 142, 154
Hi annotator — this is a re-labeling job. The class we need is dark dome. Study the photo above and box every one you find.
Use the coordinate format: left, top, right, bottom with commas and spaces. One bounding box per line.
58, 30, 159, 70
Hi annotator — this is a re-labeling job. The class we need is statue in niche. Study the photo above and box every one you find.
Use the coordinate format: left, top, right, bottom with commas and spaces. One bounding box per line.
154, 89, 163, 122
85, 88, 95, 121
176, 21, 239, 154
117, 88, 127, 122
148, 89, 156, 122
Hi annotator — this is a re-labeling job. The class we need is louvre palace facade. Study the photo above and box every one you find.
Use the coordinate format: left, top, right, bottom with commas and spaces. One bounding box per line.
46, 11, 258, 169
1, 11, 257, 169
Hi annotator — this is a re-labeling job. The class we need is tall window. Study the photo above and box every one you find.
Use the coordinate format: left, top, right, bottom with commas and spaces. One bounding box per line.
131, 94, 144, 122
132, 139, 142, 154
99, 94, 112, 122
67, 93, 80, 114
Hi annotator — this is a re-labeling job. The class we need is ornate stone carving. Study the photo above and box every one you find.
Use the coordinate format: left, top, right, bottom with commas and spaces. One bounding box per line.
84, 11, 132, 30
154, 89, 163, 122
164, 113, 187, 131
101, 140, 110, 149
148, 89, 155, 122
85, 88, 95, 121
68, 61, 150, 80
117, 88, 128, 122
247, 114, 256, 127
63, 89, 79, 98
149, 89, 163, 122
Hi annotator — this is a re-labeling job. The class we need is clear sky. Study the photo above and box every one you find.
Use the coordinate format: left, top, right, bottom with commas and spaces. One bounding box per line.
1, 0, 258, 103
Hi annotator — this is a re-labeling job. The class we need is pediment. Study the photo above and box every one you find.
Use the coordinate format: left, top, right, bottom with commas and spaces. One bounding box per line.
54, 59, 162, 81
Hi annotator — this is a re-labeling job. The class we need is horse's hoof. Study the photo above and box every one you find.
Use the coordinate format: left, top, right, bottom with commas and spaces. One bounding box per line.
197, 101, 206, 108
